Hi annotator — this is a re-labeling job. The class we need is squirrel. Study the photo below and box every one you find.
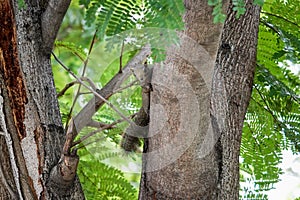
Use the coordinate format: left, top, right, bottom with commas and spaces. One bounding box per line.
120, 132, 142, 153
120, 63, 152, 152
130, 63, 153, 91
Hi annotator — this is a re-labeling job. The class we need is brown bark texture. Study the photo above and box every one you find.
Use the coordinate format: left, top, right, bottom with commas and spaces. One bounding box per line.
0, 0, 84, 199
211, 0, 261, 199
139, 0, 260, 199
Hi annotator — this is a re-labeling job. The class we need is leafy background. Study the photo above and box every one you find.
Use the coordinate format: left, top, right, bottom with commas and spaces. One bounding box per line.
52, 0, 300, 199
240, 0, 300, 199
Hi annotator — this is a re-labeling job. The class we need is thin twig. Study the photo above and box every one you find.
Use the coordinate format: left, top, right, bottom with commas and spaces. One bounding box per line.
52, 52, 135, 127
75, 135, 106, 150
112, 80, 139, 94
78, 92, 93, 95
261, 11, 300, 29
76, 112, 137, 149
81, 77, 98, 91
65, 30, 99, 129
57, 77, 97, 98
252, 86, 280, 124
252, 86, 290, 134
87, 120, 115, 128
57, 81, 79, 98
71, 117, 126, 147
260, 19, 280, 35
119, 40, 125, 73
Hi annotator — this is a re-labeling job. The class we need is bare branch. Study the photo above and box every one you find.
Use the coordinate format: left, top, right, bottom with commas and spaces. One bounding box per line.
52, 52, 136, 128
76, 136, 106, 150
87, 120, 115, 128
64, 32, 99, 128
52, 44, 151, 137
120, 70, 152, 152
57, 81, 79, 98
112, 80, 139, 94
57, 77, 97, 98
81, 77, 97, 91
61, 64, 131, 123
63, 119, 76, 154
42, 0, 71, 54
72, 117, 128, 147
48, 154, 79, 194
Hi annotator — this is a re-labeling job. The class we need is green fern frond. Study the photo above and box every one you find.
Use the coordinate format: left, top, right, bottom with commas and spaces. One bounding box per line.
78, 149, 138, 200
80, 0, 184, 40
261, 0, 300, 62
145, 0, 184, 29
254, 65, 300, 151
81, 0, 148, 40
240, 189, 268, 200
54, 40, 87, 61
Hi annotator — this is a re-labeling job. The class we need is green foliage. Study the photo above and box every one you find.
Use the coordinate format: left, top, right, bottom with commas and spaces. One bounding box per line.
55, 41, 87, 61
17, 0, 26, 9
254, 0, 265, 6
255, 0, 300, 152
53, 0, 300, 199
145, 0, 184, 29
261, 0, 300, 63
208, 0, 251, 23
79, 0, 184, 40
78, 148, 137, 200
240, 0, 300, 198
208, 0, 227, 23
241, 190, 268, 200
232, 0, 246, 18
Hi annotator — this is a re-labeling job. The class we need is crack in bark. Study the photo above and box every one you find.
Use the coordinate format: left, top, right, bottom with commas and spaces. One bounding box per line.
0, 0, 27, 140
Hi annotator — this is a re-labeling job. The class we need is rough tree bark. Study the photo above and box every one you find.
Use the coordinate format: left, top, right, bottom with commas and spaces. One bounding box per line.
139, 0, 260, 199
0, 0, 261, 198
211, 1, 261, 199
0, 0, 84, 199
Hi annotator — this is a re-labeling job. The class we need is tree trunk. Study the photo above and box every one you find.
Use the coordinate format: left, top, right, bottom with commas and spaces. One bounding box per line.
0, 0, 84, 199
139, 0, 260, 199
211, 1, 261, 199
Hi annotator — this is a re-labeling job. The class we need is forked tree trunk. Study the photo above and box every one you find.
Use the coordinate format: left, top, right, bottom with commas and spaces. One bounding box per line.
0, 0, 84, 199
0, 0, 261, 199
139, 0, 260, 199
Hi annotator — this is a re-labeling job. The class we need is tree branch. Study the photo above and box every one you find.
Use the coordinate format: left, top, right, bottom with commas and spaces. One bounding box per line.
112, 80, 138, 94
48, 154, 79, 194
57, 81, 78, 97
42, 0, 71, 54
52, 44, 151, 138
87, 120, 115, 128
52, 45, 151, 160
65, 31, 98, 128
52, 52, 135, 127
57, 77, 97, 98
121, 66, 152, 152
71, 117, 127, 147
261, 11, 300, 29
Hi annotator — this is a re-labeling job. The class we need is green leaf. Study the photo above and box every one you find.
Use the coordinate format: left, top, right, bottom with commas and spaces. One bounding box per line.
17, 0, 26, 9
208, 0, 219, 6
213, 13, 226, 23
254, 0, 265, 6
79, 0, 91, 7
